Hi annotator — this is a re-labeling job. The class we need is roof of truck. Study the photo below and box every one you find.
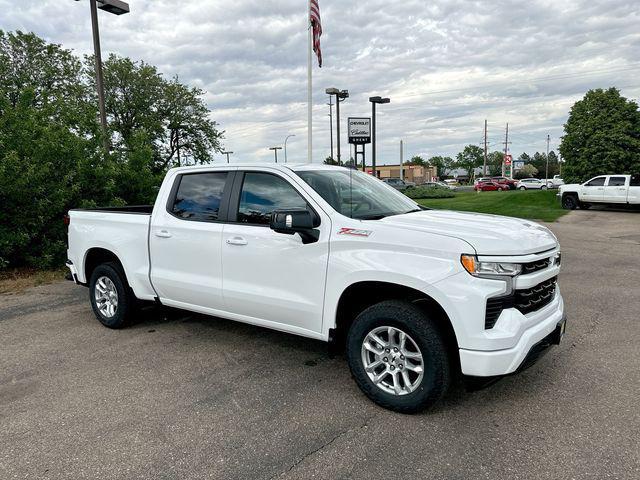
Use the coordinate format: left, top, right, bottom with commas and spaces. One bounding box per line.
168, 163, 349, 174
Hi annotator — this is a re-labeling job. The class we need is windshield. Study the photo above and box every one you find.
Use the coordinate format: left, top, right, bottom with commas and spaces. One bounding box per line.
296, 168, 420, 220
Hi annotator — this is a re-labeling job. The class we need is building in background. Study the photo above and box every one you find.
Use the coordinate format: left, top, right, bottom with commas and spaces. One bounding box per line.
368, 164, 437, 184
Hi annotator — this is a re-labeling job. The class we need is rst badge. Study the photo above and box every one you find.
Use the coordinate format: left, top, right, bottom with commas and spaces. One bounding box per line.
337, 227, 372, 237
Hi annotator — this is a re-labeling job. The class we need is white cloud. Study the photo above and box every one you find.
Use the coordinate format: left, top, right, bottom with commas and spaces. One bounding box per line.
2, 0, 639, 164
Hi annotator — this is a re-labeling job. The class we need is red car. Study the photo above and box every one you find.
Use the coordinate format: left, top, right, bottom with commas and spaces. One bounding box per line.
474, 180, 509, 191
491, 176, 518, 190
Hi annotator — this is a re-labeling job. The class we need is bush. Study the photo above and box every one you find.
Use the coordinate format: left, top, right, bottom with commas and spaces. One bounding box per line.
404, 186, 455, 199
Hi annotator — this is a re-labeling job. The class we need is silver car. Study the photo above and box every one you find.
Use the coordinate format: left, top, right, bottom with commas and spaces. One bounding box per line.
516, 178, 549, 190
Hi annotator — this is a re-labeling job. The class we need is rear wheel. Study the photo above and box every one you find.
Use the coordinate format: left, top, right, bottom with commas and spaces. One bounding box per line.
346, 300, 450, 413
89, 262, 136, 329
562, 194, 578, 210
541, 185, 547, 190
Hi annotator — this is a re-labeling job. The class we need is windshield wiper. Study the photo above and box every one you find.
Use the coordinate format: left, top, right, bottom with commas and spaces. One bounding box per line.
358, 214, 388, 220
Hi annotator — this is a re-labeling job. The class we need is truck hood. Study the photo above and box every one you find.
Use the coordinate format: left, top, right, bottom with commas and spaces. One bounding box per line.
379, 210, 558, 255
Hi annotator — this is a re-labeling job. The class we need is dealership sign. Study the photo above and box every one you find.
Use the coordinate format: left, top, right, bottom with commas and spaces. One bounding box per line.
514, 161, 525, 170
347, 117, 371, 144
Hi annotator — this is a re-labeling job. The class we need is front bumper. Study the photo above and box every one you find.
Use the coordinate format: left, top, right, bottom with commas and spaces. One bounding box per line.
458, 293, 566, 377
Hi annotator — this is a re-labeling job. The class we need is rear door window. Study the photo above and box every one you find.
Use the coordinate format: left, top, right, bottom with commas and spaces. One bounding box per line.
171, 172, 228, 221
607, 176, 627, 187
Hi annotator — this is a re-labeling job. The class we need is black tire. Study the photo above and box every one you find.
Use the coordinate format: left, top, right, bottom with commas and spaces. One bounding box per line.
89, 262, 135, 329
346, 300, 450, 414
541, 185, 547, 190
562, 194, 578, 210
519, 186, 526, 190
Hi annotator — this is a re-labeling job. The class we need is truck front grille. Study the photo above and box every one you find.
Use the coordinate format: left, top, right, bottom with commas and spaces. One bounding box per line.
514, 276, 557, 315
522, 258, 551, 274
484, 277, 557, 329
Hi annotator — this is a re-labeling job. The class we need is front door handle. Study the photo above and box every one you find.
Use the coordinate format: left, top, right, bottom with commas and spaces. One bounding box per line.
155, 230, 172, 238
226, 237, 248, 246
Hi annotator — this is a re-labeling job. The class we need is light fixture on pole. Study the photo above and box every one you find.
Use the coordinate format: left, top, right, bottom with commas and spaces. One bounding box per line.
222, 151, 233, 163
369, 96, 390, 177
75, 0, 130, 154
325, 88, 349, 165
269, 146, 283, 163
284, 135, 296, 163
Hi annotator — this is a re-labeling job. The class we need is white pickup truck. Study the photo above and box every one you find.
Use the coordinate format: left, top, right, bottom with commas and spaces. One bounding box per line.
67, 164, 566, 412
559, 174, 640, 209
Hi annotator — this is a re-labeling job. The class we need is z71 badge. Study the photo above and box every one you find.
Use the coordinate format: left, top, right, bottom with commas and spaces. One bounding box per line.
337, 228, 372, 237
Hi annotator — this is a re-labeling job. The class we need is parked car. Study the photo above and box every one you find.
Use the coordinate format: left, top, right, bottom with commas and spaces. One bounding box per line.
422, 181, 456, 191
516, 178, 548, 190
474, 180, 509, 191
382, 177, 415, 190
491, 176, 518, 190
66, 164, 566, 413
443, 179, 460, 187
559, 174, 640, 209
547, 175, 565, 189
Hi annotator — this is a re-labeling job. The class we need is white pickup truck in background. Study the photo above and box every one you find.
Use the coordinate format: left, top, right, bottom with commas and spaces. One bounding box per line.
67, 164, 566, 413
559, 174, 640, 209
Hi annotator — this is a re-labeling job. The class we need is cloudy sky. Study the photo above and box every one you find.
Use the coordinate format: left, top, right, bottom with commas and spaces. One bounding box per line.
2, 0, 639, 164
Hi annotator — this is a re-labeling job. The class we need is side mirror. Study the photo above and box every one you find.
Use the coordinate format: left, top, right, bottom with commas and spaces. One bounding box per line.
270, 209, 320, 244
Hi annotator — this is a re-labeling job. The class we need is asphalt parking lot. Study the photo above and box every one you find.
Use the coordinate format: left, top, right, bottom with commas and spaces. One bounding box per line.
1, 209, 639, 479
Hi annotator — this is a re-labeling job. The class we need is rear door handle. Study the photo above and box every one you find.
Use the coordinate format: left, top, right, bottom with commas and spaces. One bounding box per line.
155, 230, 172, 238
226, 237, 248, 246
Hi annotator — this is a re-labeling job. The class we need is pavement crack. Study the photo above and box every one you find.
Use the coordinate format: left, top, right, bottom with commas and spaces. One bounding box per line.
269, 414, 377, 479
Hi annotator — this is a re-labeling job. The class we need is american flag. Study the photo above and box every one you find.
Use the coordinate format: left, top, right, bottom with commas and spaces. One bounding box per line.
310, 0, 322, 67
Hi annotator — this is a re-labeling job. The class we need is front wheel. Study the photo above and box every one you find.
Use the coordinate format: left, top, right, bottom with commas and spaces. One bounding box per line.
541, 185, 548, 190
519, 186, 526, 190
346, 300, 450, 413
562, 194, 578, 210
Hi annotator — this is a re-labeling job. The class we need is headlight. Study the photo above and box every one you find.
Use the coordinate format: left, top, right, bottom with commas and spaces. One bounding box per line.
461, 254, 522, 277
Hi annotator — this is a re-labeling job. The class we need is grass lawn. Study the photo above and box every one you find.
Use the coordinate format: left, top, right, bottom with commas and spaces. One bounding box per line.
0, 268, 67, 294
416, 189, 568, 222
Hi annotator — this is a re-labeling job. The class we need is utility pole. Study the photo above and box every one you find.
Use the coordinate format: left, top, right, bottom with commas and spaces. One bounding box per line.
502, 123, 511, 177
327, 96, 334, 161
176, 127, 181, 167
222, 151, 233, 163
545, 134, 550, 187
483, 119, 488, 176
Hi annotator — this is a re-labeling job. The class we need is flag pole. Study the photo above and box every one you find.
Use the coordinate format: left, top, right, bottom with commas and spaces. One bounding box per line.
307, 1, 312, 164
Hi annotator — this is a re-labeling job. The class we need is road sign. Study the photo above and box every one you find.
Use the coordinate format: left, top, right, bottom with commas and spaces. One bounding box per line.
347, 117, 371, 144
514, 161, 524, 170
504, 154, 512, 166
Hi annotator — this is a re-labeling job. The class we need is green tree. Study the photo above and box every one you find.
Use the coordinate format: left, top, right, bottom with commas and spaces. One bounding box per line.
407, 155, 426, 166
560, 88, 640, 182
487, 151, 505, 176
101, 55, 224, 171
0, 31, 225, 269
324, 156, 338, 165
427, 155, 454, 178
514, 164, 538, 179
455, 145, 484, 179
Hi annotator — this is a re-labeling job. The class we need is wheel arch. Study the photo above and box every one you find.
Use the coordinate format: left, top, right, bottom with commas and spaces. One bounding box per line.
84, 247, 127, 285
332, 281, 460, 369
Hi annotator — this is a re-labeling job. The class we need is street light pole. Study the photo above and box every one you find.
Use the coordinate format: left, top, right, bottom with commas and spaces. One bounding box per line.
284, 135, 296, 163
326, 88, 349, 165
327, 96, 334, 161
222, 151, 233, 163
90, 0, 108, 153
77, 0, 130, 154
269, 147, 282, 163
369, 96, 390, 177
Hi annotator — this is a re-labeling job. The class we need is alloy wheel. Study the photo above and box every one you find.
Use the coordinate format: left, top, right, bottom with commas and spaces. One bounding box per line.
361, 326, 424, 396
94, 276, 118, 318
